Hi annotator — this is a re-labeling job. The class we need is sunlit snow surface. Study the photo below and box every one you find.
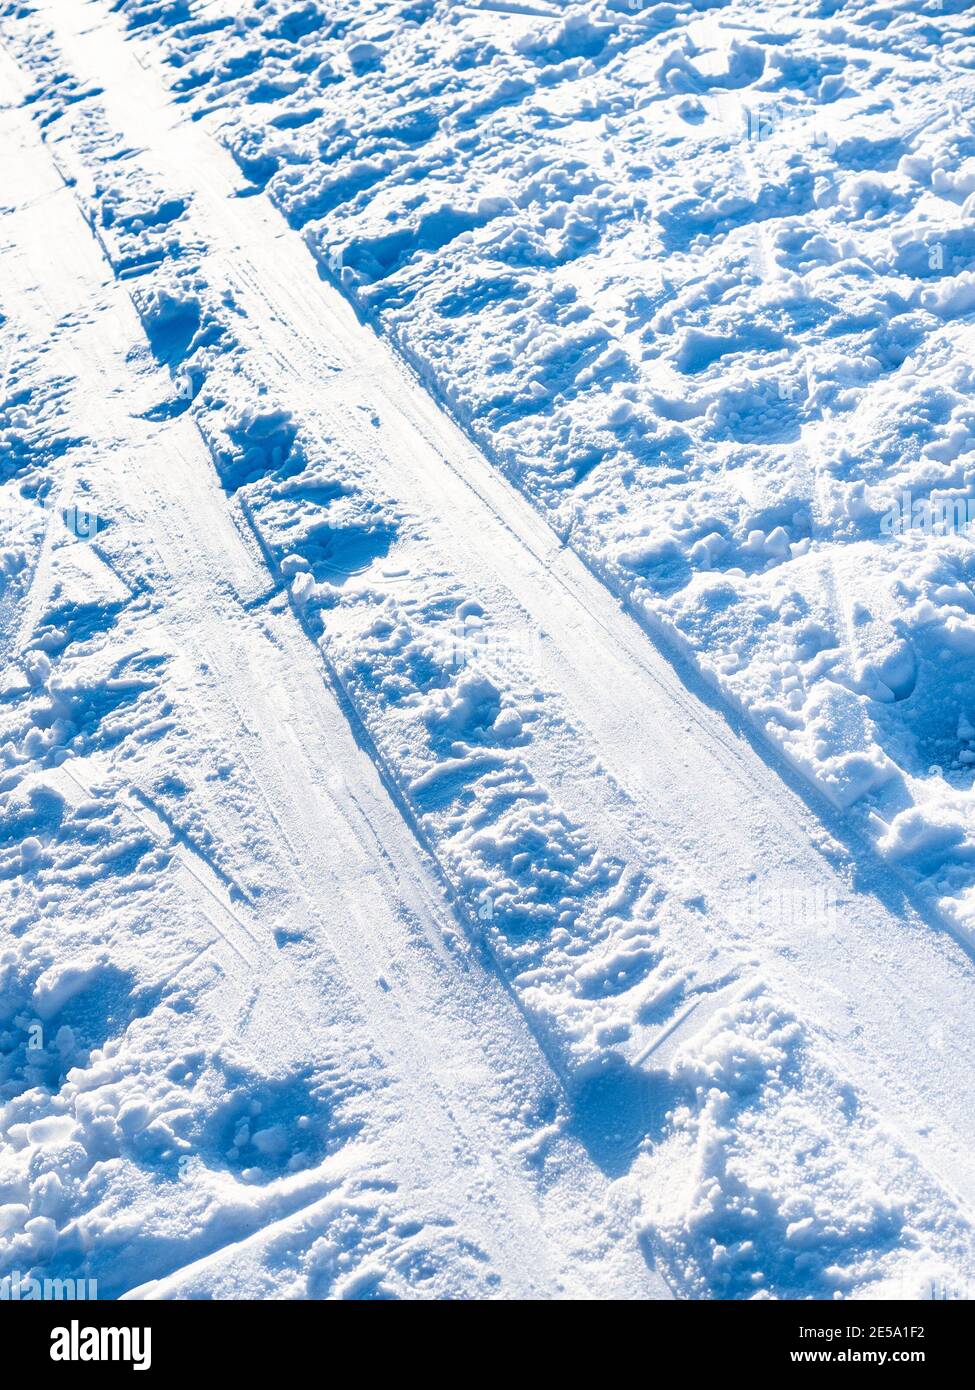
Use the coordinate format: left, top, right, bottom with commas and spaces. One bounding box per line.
3, 0, 975, 1300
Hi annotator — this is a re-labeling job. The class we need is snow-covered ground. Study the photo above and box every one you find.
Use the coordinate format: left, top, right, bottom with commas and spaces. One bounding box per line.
3, 0, 975, 1301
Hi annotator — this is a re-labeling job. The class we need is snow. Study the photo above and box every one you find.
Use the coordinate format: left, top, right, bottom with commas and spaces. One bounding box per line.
3, 0, 975, 1301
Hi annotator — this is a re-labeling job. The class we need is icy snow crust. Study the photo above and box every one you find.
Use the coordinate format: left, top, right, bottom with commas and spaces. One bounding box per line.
3, 0, 975, 1301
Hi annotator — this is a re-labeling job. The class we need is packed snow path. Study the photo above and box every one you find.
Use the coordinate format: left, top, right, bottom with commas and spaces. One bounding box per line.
3, 0, 975, 1299
0, 33, 663, 1302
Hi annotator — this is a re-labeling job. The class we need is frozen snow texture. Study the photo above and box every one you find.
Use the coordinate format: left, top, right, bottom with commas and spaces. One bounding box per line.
104, 0, 975, 930
5, 0, 975, 1303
